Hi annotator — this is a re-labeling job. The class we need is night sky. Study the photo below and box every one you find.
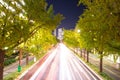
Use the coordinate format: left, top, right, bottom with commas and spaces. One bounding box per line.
46, 0, 85, 29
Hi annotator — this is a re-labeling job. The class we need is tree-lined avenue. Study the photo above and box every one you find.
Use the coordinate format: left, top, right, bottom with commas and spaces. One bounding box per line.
19, 43, 101, 80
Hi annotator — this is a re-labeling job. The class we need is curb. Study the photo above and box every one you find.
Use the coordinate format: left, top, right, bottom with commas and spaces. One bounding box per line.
15, 47, 56, 80
75, 54, 103, 80
15, 56, 38, 80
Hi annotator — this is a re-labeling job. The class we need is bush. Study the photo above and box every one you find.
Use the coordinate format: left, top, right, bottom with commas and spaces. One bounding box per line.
4, 59, 16, 66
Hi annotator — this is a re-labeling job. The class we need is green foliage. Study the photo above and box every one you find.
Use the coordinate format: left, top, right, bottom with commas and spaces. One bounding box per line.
77, 0, 120, 54
4, 58, 16, 66
0, 1, 63, 80
25, 27, 57, 58
99, 72, 113, 80
47, 5, 54, 18
0, 0, 29, 49
23, 0, 47, 22
63, 29, 79, 48
0, 0, 63, 54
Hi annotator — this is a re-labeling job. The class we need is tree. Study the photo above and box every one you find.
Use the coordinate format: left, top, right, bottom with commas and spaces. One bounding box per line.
63, 29, 79, 51
25, 27, 57, 59
0, 0, 64, 79
0, 1, 31, 79
77, 0, 120, 72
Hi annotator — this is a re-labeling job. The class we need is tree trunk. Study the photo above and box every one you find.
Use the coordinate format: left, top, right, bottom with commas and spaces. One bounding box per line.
0, 49, 5, 80
26, 53, 29, 65
19, 49, 22, 66
84, 49, 86, 60
74, 48, 75, 53
100, 51, 103, 72
87, 51, 89, 63
80, 50, 82, 57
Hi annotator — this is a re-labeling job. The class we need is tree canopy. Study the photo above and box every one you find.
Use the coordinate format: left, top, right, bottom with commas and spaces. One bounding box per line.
63, 29, 79, 48
77, 0, 120, 54
25, 27, 57, 58
0, 0, 64, 79
0, 0, 64, 51
75, 0, 120, 72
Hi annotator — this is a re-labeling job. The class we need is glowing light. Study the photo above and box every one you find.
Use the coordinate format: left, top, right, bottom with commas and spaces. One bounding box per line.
77, 29, 80, 33
4, 47, 8, 50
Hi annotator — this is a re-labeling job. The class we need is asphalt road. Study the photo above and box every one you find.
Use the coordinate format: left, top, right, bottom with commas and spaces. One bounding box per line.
19, 43, 102, 80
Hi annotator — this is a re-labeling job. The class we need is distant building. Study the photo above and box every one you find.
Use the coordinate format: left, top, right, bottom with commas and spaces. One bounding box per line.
53, 29, 56, 36
57, 28, 64, 41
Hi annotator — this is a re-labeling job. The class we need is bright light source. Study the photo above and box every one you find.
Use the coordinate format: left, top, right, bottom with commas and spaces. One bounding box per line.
4, 47, 8, 50
13, 50, 16, 53
77, 29, 80, 33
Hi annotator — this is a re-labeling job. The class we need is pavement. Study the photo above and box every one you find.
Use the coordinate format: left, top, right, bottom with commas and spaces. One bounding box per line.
76, 51, 120, 80
3, 56, 34, 77
90, 54, 120, 80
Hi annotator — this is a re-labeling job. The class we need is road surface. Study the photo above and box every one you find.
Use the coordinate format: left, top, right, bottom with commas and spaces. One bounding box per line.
19, 43, 102, 80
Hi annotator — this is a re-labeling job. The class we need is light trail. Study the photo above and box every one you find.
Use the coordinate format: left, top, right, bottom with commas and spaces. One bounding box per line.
19, 43, 102, 80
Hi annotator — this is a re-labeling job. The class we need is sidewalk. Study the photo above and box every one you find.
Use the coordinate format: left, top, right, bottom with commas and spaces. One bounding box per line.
4, 56, 34, 77
88, 53, 120, 80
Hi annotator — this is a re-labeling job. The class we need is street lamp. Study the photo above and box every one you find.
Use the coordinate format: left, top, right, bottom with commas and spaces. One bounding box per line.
77, 29, 80, 33
4, 47, 8, 50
